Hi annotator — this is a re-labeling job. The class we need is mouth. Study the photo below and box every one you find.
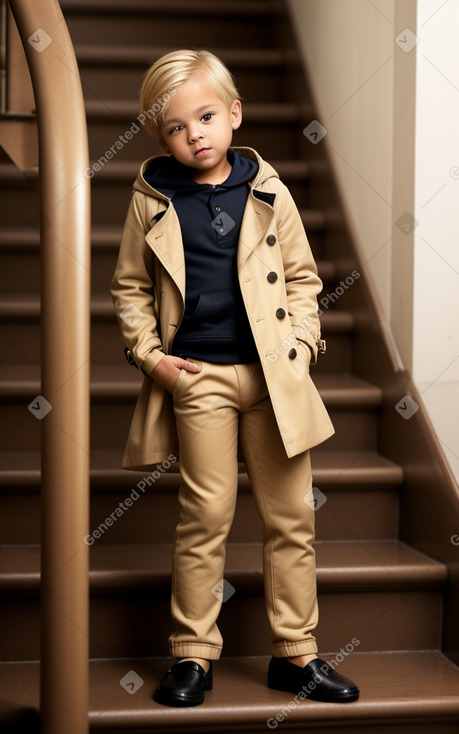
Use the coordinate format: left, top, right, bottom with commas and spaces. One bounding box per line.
195, 147, 210, 158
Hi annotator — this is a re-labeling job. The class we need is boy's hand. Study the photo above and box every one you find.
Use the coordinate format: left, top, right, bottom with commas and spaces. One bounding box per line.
151, 354, 201, 394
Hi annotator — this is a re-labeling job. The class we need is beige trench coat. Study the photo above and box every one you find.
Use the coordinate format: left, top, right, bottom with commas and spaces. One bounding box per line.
111, 147, 334, 469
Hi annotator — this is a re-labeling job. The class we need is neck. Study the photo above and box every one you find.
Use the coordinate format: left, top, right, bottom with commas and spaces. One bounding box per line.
192, 159, 231, 186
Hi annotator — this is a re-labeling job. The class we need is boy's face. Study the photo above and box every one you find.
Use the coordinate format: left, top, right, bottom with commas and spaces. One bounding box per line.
159, 73, 242, 182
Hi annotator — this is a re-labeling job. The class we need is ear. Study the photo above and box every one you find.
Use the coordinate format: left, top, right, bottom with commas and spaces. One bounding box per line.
230, 99, 242, 131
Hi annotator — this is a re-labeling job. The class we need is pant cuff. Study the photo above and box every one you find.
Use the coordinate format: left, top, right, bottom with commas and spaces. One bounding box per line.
170, 642, 222, 660
272, 637, 318, 657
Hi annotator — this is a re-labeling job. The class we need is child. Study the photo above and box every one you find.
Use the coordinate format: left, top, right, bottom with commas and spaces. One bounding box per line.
111, 49, 359, 708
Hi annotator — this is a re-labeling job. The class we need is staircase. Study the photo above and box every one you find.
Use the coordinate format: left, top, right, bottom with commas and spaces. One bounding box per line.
1, 0, 459, 732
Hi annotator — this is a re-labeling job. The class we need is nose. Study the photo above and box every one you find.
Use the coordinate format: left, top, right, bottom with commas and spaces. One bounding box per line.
188, 126, 203, 143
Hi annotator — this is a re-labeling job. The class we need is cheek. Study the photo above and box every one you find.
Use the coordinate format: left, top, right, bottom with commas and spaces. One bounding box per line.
159, 137, 170, 153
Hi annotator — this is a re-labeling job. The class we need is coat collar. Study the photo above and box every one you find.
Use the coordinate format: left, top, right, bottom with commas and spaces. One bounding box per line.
134, 146, 279, 198
142, 147, 278, 297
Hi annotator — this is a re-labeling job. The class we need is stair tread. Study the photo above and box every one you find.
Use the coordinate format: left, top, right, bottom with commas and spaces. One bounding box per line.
0, 448, 403, 489
0, 210, 332, 254
75, 45, 295, 68
0, 365, 378, 406
0, 158, 327, 184
1, 652, 459, 730
0, 540, 446, 592
0, 297, 353, 332
0, 226, 335, 278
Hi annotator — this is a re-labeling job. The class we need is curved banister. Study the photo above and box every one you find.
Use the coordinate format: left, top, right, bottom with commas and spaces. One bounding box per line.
7, 1, 90, 733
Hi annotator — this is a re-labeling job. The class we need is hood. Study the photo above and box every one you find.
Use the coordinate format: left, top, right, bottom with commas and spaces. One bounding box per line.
132, 146, 279, 200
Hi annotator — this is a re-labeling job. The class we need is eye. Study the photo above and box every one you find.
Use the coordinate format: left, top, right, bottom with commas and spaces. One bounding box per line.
169, 125, 183, 135
201, 113, 213, 122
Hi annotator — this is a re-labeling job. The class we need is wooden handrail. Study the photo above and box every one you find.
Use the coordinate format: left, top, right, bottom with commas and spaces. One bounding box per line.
7, 2, 90, 732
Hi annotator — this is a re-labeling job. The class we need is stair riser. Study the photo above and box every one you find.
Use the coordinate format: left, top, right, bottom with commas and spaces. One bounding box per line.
0, 251, 119, 295
65, 15, 277, 50
0, 588, 441, 661
80, 66, 287, 104
0, 401, 378, 452
88, 489, 398, 544
0, 245, 335, 297
0, 319, 351, 376
0, 188, 40, 228
0, 253, 42, 293
0, 176, 324, 226
89, 183, 324, 227
0, 488, 398, 545
0, 320, 124, 364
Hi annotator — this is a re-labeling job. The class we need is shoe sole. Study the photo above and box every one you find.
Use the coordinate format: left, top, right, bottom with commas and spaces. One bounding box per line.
153, 680, 212, 707
267, 681, 359, 704
153, 690, 206, 706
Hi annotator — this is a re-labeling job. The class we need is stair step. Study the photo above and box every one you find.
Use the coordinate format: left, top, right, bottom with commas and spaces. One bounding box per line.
0, 159, 330, 222
0, 542, 445, 658
0, 302, 354, 374
0, 448, 403, 490
0, 448, 402, 544
1, 652, 459, 733
75, 46, 298, 104
0, 294, 352, 322
75, 45, 294, 68
0, 540, 446, 594
0, 163, 36, 186
0, 363, 379, 408
0, 229, 339, 305
0, 362, 380, 453
0, 211, 333, 252
0, 160, 328, 185
74, 43, 299, 70
62, 1, 285, 52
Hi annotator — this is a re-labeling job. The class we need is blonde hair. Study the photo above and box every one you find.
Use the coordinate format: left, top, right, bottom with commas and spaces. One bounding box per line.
139, 49, 240, 143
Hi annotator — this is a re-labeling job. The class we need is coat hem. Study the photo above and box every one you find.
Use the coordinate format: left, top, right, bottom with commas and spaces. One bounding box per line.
122, 448, 180, 472
283, 425, 335, 459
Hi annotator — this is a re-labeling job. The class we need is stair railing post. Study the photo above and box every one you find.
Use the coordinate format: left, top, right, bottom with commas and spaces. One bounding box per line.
7, 1, 90, 732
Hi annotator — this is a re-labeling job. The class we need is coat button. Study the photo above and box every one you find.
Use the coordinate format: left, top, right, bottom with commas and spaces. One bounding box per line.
276, 308, 286, 319
267, 271, 278, 283
288, 348, 297, 359
267, 234, 276, 245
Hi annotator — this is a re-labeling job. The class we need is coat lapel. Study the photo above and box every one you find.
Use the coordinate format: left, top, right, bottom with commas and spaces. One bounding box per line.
145, 205, 186, 302
237, 191, 275, 270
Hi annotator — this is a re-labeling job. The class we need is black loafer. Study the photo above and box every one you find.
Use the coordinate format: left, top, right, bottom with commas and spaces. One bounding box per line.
153, 660, 213, 707
267, 656, 359, 703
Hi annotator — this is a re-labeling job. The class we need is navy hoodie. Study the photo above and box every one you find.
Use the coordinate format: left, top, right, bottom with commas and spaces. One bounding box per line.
143, 148, 260, 363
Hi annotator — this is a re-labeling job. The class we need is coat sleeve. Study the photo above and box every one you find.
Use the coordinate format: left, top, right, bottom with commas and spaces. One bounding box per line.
275, 181, 325, 365
110, 191, 165, 374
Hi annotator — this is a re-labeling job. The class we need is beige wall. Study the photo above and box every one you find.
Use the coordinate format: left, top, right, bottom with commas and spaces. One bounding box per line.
287, 0, 416, 370
412, 0, 459, 481
288, 0, 459, 483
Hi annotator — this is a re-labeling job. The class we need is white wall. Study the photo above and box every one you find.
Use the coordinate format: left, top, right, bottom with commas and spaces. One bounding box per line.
413, 0, 459, 479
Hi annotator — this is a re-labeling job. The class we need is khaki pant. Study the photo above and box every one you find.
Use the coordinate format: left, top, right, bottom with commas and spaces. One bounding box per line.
169, 360, 318, 660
